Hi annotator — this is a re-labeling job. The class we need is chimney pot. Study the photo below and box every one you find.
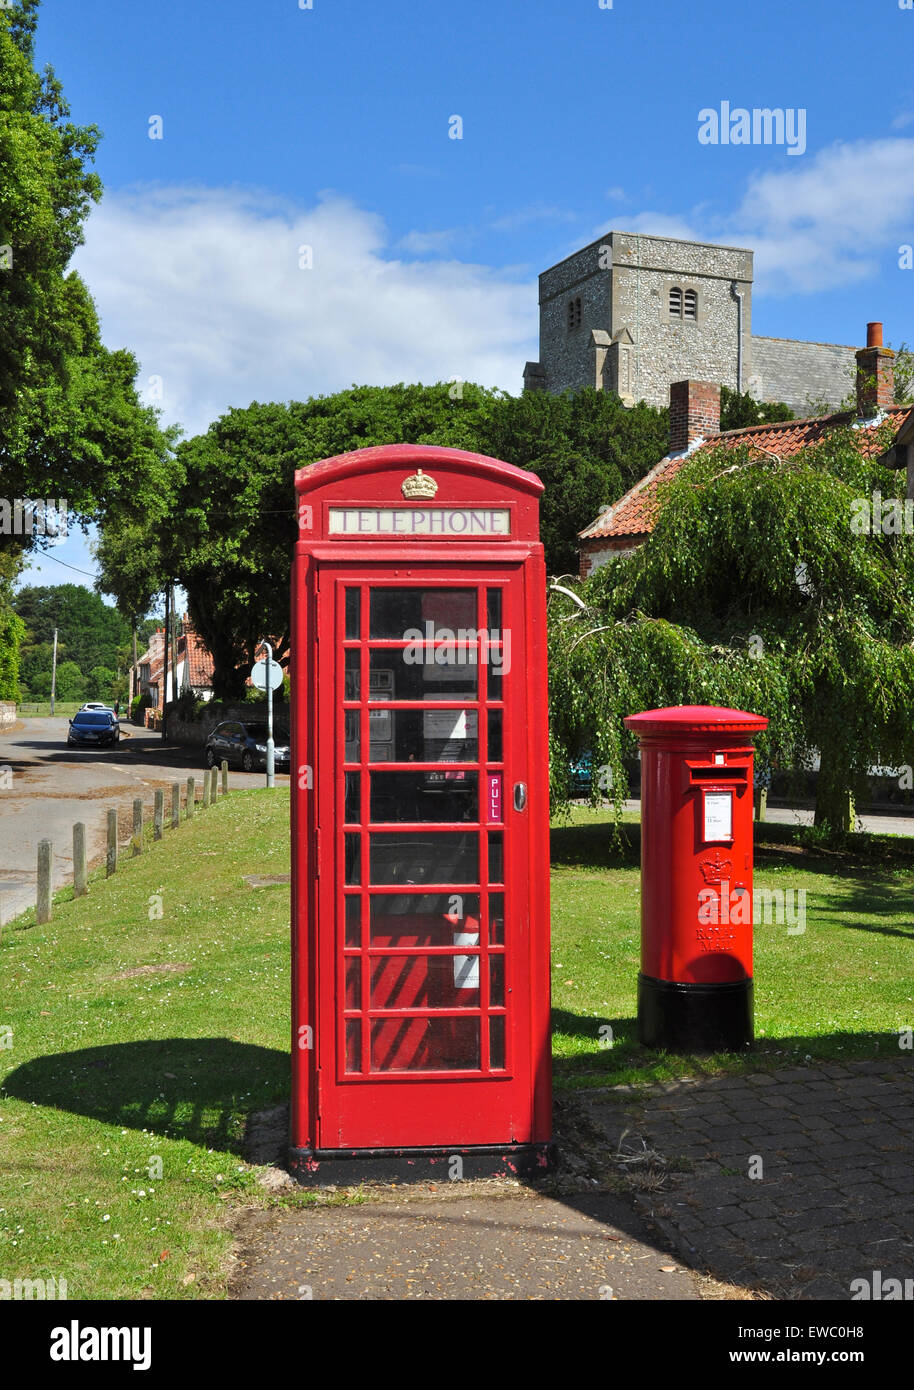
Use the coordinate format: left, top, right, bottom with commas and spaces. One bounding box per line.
867, 322, 883, 348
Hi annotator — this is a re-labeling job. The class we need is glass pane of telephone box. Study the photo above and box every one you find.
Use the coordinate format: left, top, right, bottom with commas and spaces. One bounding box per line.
344, 649, 360, 700
370, 954, 480, 1009
369, 892, 480, 946
345, 588, 361, 640
370, 770, 478, 824
367, 709, 479, 763
370, 1017, 480, 1072
369, 832, 478, 885
344, 772, 361, 825
369, 588, 478, 639
370, 651, 477, 702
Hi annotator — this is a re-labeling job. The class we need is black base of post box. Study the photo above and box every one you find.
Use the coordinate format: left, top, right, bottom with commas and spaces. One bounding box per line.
289, 1142, 558, 1186
638, 974, 753, 1052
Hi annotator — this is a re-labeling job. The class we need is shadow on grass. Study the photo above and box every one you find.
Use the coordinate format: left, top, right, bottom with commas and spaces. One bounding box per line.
550, 819, 639, 869
550, 1005, 896, 1088
3, 1038, 288, 1155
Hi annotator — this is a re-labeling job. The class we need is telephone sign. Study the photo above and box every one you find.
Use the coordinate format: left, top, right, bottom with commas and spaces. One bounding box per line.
289, 444, 554, 1182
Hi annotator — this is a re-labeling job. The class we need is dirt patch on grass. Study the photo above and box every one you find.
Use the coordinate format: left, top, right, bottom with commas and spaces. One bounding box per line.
111, 963, 192, 980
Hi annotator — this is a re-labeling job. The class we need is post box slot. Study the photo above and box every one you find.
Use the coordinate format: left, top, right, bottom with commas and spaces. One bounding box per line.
688, 766, 748, 783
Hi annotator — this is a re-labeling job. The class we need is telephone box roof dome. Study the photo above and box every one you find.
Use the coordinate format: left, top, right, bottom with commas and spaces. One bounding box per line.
295, 443, 544, 496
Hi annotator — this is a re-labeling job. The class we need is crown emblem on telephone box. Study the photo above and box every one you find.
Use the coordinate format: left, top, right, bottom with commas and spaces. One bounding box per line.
401, 469, 438, 500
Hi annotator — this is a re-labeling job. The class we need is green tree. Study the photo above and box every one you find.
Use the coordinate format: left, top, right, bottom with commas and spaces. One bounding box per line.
480, 388, 669, 573
86, 664, 115, 700
548, 422, 914, 832
0, 0, 180, 578
13, 584, 132, 671
891, 342, 914, 405
54, 659, 85, 702
719, 385, 794, 432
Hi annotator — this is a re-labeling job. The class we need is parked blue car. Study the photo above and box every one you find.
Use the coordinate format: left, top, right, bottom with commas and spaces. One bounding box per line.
67, 710, 120, 749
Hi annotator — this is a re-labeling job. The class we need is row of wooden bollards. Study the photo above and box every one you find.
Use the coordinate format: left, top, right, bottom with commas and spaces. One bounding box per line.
34, 762, 229, 926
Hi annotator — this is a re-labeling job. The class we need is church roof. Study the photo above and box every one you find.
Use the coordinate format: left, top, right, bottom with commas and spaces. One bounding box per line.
579, 404, 914, 543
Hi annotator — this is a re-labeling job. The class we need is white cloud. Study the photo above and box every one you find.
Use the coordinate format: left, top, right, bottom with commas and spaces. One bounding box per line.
74, 186, 537, 437
610, 137, 914, 297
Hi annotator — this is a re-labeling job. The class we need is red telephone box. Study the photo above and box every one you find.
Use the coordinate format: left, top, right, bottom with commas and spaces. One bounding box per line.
290, 444, 553, 1181
624, 705, 768, 1052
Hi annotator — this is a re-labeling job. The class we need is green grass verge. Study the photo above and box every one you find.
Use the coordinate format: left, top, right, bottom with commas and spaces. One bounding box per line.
1, 794, 911, 1297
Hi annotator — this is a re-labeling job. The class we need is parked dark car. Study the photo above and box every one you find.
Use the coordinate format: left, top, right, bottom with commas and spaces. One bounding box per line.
67, 710, 120, 749
568, 752, 593, 798
204, 719, 291, 773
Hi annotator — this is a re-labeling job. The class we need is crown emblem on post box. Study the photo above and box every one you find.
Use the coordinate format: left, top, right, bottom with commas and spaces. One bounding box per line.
401, 468, 438, 500
698, 851, 732, 885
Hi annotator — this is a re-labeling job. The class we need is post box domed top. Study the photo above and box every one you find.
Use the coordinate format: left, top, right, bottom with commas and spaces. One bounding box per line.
624, 705, 769, 737
295, 443, 544, 497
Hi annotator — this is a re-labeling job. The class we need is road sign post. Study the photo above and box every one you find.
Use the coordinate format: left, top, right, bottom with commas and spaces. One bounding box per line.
251, 647, 282, 788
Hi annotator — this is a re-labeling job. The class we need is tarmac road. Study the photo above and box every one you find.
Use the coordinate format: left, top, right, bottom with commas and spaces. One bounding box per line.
0, 717, 288, 926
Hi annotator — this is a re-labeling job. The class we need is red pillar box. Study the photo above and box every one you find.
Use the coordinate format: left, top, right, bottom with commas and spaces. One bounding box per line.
623, 705, 769, 1052
290, 444, 554, 1182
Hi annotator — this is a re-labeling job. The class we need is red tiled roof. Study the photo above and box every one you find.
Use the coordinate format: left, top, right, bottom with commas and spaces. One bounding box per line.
579, 405, 914, 543
182, 629, 214, 688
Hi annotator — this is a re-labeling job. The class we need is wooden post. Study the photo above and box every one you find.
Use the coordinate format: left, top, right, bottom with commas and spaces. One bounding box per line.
171, 782, 180, 829
221, 760, 228, 796
36, 839, 52, 924
202, 770, 211, 808
754, 787, 767, 822
186, 777, 195, 819
73, 822, 87, 897
132, 798, 143, 855
106, 809, 118, 876
154, 788, 164, 841
210, 766, 219, 803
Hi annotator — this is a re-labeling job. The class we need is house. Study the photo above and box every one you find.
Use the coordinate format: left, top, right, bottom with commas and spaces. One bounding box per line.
578, 323, 914, 577
135, 615, 215, 719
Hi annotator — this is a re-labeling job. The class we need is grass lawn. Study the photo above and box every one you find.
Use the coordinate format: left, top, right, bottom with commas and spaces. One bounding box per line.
1, 791, 912, 1297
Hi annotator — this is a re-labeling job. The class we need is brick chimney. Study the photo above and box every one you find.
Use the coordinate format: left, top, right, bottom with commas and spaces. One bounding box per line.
669, 380, 720, 453
855, 322, 895, 418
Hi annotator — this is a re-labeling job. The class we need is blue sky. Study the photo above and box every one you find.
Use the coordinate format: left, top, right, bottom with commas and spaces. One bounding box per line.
22, 0, 914, 591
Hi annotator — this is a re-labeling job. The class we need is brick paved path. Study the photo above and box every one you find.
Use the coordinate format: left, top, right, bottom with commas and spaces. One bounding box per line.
578, 1059, 914, 1300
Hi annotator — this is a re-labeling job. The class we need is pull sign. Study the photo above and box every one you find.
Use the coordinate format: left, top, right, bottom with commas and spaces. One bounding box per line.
488, 774, 503, 822
513, 782, 527, 812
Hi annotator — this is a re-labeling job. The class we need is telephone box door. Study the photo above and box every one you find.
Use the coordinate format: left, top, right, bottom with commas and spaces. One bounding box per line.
315, 564, 533, 1149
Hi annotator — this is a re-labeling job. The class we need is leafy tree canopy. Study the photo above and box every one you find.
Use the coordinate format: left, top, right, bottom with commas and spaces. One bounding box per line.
13, 583, 132, 674
719, 385, 794, 432
548, 422, 914, 831
0, 0, 180, 561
